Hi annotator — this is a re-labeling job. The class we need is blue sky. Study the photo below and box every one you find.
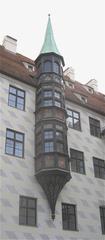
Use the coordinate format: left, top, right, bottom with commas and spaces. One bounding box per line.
0, 0, 105, 93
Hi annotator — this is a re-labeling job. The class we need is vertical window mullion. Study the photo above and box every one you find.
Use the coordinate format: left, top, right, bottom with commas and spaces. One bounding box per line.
15, 89, 18, 108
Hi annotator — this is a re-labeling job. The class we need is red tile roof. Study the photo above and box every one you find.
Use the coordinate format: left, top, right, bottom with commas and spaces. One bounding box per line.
0, 45, 37, 86
0, 45, 105, 116
65, 81, 105, 116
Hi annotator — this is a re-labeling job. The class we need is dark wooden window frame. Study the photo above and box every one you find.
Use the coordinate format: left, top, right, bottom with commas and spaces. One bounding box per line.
100, 206, 105, 234
5, 129, 24, 158
36, 88, 64, 109
62, 203, 77, 231
19, 196, 37, 227
70, 149, 85, 174
43, 126, 65, 153
67, 109, 81, 131
8, 85, 25, 111
89, 117, 101, 138
93, 157, 105, 179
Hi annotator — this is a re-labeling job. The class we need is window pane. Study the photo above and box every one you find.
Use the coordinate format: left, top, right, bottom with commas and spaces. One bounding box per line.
15, 149, 23, 157
73, 112, 79, 119
28, 199, 36, 208
9, 87, 16, 94
54, 62, 59, 74
8, 94, 16, 107
44, 91, 52, 97
17, 103, 24, 110
55, 101, 61, 107
56, 142, 64, 152
44, 131, 53, 139
6, 139, 14, 155
56, 125, 63, 131
16, 133, 23, 141
74, 119, 80, 130
67, 117, 73, 128
44, 142, 54, 152
27, 217, 36, 226
67, 109, 72, 116
44, 100, 53, 106
15, 142, 23, 150
19, 216, 26, 225
19, 208, 26, 217
28, 209, 35, 217
56, 131, 63, 140
7, 130, 14, 139
17, 90, 24, 97
17, 97, 24, 104
6, 145, 14, 155
20, 197, 27, 207
54, 91, 61, 99
6, 139, 14, 147
71, 159, 76, 172
44, 61, 52, 72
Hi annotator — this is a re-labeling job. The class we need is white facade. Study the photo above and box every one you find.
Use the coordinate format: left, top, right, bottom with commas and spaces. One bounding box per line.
0, 71, 105, 240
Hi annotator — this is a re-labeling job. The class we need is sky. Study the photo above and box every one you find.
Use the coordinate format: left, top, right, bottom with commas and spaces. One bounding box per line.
0, 0, 105, 94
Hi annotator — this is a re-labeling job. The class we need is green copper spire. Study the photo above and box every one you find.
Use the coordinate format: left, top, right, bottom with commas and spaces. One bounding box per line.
40, 14, 60, 55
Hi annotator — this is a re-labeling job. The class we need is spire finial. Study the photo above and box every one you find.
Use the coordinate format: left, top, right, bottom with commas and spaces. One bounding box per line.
48, 13, 50, 17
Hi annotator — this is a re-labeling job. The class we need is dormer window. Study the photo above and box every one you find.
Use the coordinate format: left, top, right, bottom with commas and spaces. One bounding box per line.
81, 96, 87, 103
23, 62, 35, 72
28, 65, 34, 72
68, 82, 74, 88
88, 87, 94, 94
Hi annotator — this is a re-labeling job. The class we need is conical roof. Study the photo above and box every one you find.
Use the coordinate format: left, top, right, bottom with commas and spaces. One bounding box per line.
40, 15, 60, 55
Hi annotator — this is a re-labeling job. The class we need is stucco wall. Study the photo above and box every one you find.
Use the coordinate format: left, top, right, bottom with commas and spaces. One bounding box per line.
0, 74, 105, 240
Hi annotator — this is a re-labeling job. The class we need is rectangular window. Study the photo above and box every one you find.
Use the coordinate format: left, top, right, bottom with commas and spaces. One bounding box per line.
5, 129, 24, 158
93, 157, 105, 179
56, 142, 64, 152
67, 109, 81, 130
62, 203, 77, 231
44, 142, 54, 152
89, 117, 101, 138
100, 206, 105, 234
70, 149, 85, 174
8, 86, 25, 110
19, 196, 37, 226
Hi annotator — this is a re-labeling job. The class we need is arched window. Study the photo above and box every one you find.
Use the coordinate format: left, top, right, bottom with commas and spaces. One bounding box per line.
53, 62, 60, 74
44, 61, 52, 72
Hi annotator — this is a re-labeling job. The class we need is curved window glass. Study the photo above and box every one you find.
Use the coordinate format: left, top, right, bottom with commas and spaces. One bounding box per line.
43, 100, 53, 106
44, 131, 53, 139
44, 61, 52, 72
53, 62, 60, 74
44, 90, 52, 98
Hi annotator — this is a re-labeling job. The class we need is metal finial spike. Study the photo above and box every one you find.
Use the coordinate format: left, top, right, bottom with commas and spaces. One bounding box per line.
48, 13, 50, 17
